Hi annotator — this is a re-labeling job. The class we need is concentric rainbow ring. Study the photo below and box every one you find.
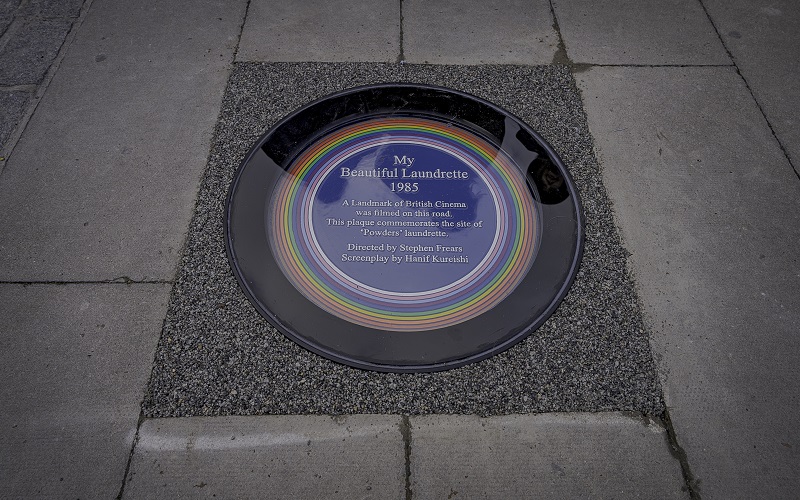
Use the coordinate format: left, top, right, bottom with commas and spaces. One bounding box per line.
268, 116, 539, 331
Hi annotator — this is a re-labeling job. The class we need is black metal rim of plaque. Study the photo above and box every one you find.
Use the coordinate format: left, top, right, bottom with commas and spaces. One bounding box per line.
225, 84, 584, 373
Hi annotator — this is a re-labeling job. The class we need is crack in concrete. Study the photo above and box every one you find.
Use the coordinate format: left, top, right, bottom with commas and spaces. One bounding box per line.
548, 0, 570, 66
662, 408, 702, 499
400, 415, 413, 500
397, 0, 405, 63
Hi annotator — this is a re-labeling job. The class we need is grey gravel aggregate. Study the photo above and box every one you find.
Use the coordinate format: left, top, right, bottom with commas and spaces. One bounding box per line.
0, 89, 30, 147
20, 0, 83, 18
0, 17, 71, 85
143, 62, 663, 417
0, 0, 21, 15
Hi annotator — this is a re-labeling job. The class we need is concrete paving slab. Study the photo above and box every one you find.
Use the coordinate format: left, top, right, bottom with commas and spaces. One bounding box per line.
0, 17, 72, 85
403, 0, 557, 65
0, 0, 20, 16
552, 0, 730, 65
577, 66, 800, 498
237, 0, 399, 62
0, 0, 247, 281
0, 283, 170, 498
0, 0, 20, 34
704, 0, 800, 169
20, 0, 83, 18
123, 415, 405, 499
411, 413, 688, 499
0, 89, 30, 147
143, 62, 663, 417
0, 15, 11, 36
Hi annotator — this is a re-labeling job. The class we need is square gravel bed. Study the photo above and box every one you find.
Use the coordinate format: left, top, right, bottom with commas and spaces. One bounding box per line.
143, 62, 664, 416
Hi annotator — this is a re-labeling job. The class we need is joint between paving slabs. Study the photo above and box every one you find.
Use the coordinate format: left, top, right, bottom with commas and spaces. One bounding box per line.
582, 63, 735, 68
231, 0, 253, 62
118, 293, 184, 498
0, 278, 174, 285
116, 410, 146, 500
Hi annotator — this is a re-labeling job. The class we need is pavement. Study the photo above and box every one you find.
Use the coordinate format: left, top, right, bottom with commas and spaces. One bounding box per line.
0, 0, 798, 498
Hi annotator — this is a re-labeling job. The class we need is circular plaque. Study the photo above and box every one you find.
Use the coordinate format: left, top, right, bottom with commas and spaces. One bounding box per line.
226, 84, 583, 372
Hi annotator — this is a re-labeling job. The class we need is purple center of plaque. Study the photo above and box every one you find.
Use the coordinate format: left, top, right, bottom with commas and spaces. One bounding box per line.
310, 142, 498, 293
268, 116, 538, 331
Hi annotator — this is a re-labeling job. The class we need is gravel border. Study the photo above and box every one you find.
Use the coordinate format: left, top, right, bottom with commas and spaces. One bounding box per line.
143, 63, 664, 417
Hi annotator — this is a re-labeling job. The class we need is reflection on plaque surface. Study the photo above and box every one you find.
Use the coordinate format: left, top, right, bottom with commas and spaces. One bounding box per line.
226, 85, 583, 372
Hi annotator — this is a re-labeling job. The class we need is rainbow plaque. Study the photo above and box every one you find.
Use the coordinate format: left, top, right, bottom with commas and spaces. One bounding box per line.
226, 85, 583, 372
